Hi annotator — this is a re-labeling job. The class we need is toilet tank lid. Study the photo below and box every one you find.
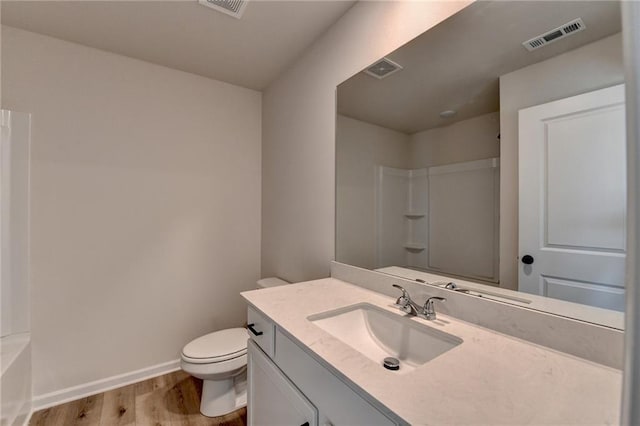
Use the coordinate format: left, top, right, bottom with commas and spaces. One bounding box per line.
257, 277, 290, 288
182, 328, 248, 360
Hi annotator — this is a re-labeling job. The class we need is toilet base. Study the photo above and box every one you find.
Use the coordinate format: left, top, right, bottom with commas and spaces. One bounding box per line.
200, 370, 247, 417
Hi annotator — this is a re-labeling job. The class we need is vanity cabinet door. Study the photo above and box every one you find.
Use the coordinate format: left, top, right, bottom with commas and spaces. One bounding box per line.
274, 329, 400, 426
247, 340, 317, 426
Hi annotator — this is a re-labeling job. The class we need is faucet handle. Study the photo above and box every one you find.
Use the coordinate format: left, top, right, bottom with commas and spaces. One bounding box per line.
423, 296, 446, 320
392, 284, 410, 303
392, 284, 408, 296
392, 284, 412, 313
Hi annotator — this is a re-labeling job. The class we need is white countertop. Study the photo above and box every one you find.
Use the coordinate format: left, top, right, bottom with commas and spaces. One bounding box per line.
242, 278, 622, 425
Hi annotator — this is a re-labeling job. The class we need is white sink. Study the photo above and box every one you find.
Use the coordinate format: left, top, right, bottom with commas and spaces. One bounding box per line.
308, 303, 462, 373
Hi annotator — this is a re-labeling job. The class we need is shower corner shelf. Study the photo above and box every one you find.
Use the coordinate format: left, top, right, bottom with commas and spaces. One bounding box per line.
404, 212, 426, 218
404, 243, 426, 251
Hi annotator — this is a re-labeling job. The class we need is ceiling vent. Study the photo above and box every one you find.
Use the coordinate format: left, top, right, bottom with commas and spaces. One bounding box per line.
364, 57, 403, 80
522, 18, 586, 52
198, 0, 248, 19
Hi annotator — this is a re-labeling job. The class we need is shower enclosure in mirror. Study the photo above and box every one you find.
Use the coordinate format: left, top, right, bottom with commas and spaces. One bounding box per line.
335, 0, 625, 329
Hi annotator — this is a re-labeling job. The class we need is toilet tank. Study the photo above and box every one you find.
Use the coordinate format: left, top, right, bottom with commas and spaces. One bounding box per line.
256, 277, 290, 289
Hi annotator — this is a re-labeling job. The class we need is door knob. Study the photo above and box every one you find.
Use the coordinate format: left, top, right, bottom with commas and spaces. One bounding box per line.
521, 255, 534, 265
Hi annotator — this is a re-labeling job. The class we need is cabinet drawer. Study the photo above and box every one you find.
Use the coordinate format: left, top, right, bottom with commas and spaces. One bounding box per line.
247, 306, 275, 358
275, 329, 399, 426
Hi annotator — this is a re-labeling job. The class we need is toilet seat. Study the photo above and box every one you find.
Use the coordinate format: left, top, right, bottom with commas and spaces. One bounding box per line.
181, 327, 248, 364
181, 352, 247, 378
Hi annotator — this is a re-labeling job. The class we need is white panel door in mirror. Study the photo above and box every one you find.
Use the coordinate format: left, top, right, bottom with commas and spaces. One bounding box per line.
519, 84, 626, 311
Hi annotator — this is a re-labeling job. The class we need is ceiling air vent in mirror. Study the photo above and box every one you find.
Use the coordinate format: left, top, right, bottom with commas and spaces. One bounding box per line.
364, 58, 403, 80
199, 0, 248, 19
522, 18, 586, 52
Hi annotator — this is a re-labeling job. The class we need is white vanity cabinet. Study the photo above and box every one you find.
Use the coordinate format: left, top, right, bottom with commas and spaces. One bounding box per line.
246, 306, 400, 426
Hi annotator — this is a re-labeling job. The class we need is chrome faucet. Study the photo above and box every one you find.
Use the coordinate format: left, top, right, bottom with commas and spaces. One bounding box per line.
392, 284, 446, 320
444, 282, 470, 293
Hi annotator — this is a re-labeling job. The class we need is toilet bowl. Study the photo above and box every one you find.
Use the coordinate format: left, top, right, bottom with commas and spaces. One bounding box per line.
181, 277, 290, 417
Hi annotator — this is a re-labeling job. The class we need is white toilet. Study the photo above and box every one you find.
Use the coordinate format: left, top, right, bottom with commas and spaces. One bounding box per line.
180, 277, 290, 417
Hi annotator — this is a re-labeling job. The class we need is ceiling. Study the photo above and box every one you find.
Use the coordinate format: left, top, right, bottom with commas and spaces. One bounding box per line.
337, 1, 622, 134
1, 0, 356, 90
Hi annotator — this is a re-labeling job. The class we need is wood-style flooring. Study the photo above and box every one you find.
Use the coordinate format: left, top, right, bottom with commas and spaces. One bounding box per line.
29, 371, 247, 426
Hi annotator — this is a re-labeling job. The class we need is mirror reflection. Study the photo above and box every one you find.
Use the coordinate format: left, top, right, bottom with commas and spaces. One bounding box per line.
335, 1, 625, 328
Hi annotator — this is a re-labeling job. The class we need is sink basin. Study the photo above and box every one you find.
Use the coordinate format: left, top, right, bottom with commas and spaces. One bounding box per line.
308, 303, 462, 373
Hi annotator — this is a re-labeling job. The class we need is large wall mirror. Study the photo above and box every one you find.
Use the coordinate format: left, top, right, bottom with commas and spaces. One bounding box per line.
335, 0, 625, 329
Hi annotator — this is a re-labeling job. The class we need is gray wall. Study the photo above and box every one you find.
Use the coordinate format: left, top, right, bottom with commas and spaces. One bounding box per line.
1, 26, 262, 397
261, 1, 473, 282
409, 112, 500, 168
336, 115, 409, 269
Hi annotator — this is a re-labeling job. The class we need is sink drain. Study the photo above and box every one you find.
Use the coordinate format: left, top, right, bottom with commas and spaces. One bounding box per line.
383, 357, 400, 371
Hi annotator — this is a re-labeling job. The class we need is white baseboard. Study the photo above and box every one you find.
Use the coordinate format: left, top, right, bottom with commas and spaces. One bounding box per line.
11, 399, 32, 426
18, 409, 32, 426
32, 359, 181, 411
